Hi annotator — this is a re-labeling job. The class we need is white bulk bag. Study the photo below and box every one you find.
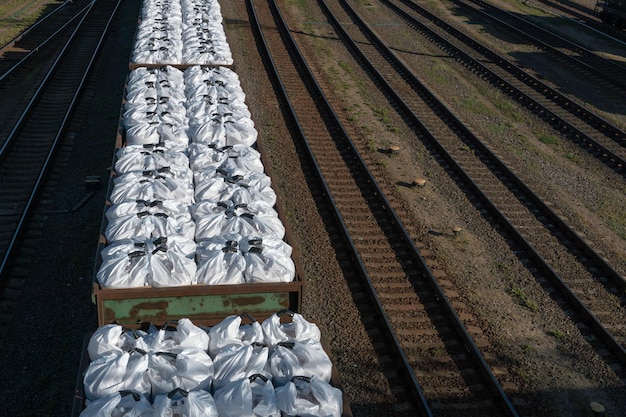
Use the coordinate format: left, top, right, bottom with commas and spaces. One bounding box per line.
97, 240, 151, 288
153, 388, 219, 417
262, 310, 322, 345
142, 318, 210, 352
193, 168, 276, 207
185, 82, 246, 107
241, 237, 295, 283
83, 350, 151, 401
146, 348, 213, 395
97, 237, 197, 288
207, 314, 265, 357
110, 171, 194, 205
87, 324, 148, 361
213, 374, 280, 417
188, 144, 263, 173
123, 107, 188, 130
186, 97, 251, 126
79, 390, 153, 417
268, 341, 333, 387
182, 41, 233, 66
195, 236, 246, 285
183, 66, 240, 89
115, 145, 190, 174
147, 237, 198, 287
132, 42, 183, 66
192, 200, 284, 241
104, 204, 195, 242
275, 376, 342, 417
190, 115, 257, 147
190, 200, 231, 241
211, 344, 270, 390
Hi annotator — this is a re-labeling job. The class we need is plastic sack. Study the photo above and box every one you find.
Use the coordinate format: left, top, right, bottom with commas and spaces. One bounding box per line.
123, 102, 187, 130
193, 168, 276, 206
275, 376, 342, 417
125, 123, 190, 150
97, 237, 197, 288
213, 374, 280, 417
190, 114, 257, 147
142, 318, 210, 352
87, 324, 148, 361
114, 144, 190, 174
153, 388, 219, 417
268, 341, 333, 386
83, 350, 151, 401
211, 343, 270, 390
84, 349, 214, 400
79, 390, 153, 417
207, 314, 265, 357
195, 236, 246, 285
146, 348, 213, 395
262, 310, 322, 345
188, 144, 263, 173
110, 170, 195, 205
241, 238, 295, 283
192, 200, 284, 241
186, 77, 245, 101
183, 66, 240, 91
186, 97, 250, 125
104, 201, 195, 243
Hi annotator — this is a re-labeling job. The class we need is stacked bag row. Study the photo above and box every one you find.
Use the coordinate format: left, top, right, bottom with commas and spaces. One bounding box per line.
80, 312, 343, 417
132, 0, 232, 66
97, 65, 295, 288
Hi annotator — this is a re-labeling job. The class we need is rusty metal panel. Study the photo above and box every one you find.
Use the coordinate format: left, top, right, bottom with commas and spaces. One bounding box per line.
93, 280, 304, 327
99, 290, 293, 326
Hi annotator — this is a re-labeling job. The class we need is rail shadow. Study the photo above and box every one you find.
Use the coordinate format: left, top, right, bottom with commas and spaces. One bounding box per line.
448, 5, 626, 115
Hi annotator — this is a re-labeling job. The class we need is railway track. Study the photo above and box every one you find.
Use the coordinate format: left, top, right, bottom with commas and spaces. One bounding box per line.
0, 0, 121, 284
248, 0, 626, 412
250, 0, 529, 415
322, 0, 626, 365
0, 0, 95, 130
450, 0, 626, 91
383, 0, 626, 176
516, 0, 626, 43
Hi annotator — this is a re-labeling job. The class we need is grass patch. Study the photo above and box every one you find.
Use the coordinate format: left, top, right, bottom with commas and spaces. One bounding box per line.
428, 62, 453, 86
599, 197, 626, 239
510, 286, 539, 312
538, 133, 559, 146
285, 0, 308, 9
488, 122, 511, 135
459, 97, 491, 114
549, 329, 565, 340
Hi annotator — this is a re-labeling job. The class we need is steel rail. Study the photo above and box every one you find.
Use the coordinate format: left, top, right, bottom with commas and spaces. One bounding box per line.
333, 0, 626, 364
247, 1, 431, 414
0, 0, 96, 159
0, 0, 122, 282
451, 0, 626, 90
254, 0, 523, 414
0, 2, 93, 83
378, 0, 626, 295
0, 0, 72, 52
391, 0, 626, 156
